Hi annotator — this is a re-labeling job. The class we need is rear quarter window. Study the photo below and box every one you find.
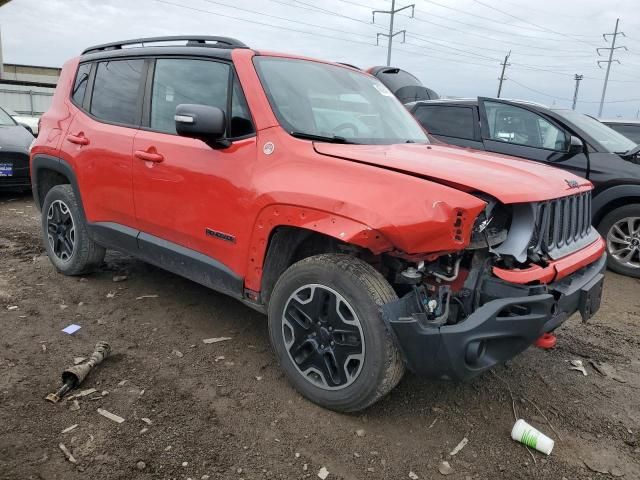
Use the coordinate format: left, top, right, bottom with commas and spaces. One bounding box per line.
413, 105, 475, 140
71, 63, 92, 106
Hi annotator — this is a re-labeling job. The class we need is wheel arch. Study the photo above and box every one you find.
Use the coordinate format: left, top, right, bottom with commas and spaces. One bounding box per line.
593, 184, 640, 226
245, 205, 394, 302
31, 154, 85, 220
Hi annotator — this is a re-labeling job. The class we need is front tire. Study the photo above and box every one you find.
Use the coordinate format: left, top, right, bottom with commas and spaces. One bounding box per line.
41, 184, 105, 275
598, 204, 640, 278
268, 254, 404, 412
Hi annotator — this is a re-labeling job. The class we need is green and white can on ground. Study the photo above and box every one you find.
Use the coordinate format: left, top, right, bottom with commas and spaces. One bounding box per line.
511, 419, 554, 455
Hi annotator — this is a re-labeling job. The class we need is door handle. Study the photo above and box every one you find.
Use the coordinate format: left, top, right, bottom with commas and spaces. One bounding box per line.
134, 150, 164, 163
66, 133, 89, 146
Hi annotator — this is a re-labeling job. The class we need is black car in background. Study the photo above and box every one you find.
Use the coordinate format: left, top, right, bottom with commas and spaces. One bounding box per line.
601, 119, 640, 144
367, 66, 439, 104
0, 106, 34, 192
408, 97, 640, 278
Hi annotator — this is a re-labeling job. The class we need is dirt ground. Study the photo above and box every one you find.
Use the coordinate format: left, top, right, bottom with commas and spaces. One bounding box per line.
1, 191, 639, 480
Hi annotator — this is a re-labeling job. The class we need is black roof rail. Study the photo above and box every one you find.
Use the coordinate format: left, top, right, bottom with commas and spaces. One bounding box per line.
82, 36, 248, 55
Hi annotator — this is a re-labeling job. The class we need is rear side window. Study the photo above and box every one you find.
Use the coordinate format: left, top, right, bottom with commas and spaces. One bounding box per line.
71, 63, 91, 106
90, 59, 144, 125
150, 59, 230, 135
414, 105, 475, 140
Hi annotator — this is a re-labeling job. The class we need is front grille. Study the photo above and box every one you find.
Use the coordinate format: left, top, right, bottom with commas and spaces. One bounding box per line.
0, 151, 30, 167
530, 191, 592, 258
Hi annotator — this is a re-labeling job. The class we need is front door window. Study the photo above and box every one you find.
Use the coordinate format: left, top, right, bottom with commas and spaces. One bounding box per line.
484, 101, 569, 151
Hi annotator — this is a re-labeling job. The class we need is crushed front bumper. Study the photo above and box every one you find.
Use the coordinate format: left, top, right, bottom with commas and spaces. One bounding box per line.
382, 252, 606, 381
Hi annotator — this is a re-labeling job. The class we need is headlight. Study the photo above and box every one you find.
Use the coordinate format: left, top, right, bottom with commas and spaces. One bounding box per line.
467, 202, 511, 250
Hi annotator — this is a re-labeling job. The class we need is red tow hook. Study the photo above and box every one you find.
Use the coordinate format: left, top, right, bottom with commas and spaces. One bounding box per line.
535, 333, 557, 349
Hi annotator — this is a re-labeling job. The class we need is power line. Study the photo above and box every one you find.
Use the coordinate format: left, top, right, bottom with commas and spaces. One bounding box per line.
266, 0, 374, 24
148, 0, 640, 97
372, 0, 415, 66
408, 14, 593, 53
406, 30, 595, 58
286, 0, 595, 62
336, 0, 385, 9
508, 77, 640, 104
413, 6, 585, 44
489, 0, 598, 25
597, 18, 628, 117
418, 0, 593, 43
291, 0, 378, 27
405, 34, 499, 62
470, 0, 600, 48
152, 0, 379, 47
405, 33, 604, 70
275, 0, 595, 65
148, 0, 497, 72
199, 0, 377, 40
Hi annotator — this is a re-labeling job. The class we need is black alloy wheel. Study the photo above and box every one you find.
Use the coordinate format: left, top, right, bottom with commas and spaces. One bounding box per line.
282, 284, 365, 390
46, 199, 76, 262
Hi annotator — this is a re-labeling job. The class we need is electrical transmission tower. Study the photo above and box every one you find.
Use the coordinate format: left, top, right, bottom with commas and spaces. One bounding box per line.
597, 18, 627, 117
372, 0, 415, 66
572, 74, 584, 110
496, 51, 511, 98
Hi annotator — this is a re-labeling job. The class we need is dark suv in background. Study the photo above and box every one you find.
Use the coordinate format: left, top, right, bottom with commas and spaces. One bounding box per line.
409, 97, 640, 278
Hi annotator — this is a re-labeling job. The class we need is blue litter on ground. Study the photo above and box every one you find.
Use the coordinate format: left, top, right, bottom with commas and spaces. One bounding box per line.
62, 324, 81, 335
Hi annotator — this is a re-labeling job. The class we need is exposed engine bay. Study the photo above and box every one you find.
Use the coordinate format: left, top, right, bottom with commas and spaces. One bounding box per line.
382, 191, 599, 329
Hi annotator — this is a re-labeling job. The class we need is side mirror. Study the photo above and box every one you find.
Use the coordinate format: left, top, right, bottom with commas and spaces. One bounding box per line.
175, 104, 229, 148
568, 135, 584, 155
19, 122, 34, 136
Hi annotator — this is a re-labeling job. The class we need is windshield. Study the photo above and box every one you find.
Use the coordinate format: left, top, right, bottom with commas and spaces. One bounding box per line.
254, 57, 429, 145
554, 109, 636, 154
0, 107, 17, 126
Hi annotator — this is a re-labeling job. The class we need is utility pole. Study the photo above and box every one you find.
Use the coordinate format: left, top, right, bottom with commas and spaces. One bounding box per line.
572, 74, 583, 110
372, 0, 415, 66
496, 50, 511, 98
597, 18, 627, 118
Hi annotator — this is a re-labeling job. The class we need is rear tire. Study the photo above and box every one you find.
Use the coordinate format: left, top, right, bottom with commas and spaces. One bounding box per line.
268, 254, 404, 412
41, 184, 105, 275
597, 204, 640, 278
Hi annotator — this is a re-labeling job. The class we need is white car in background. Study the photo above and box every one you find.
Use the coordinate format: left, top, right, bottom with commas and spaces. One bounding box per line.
2, 107, 39, 135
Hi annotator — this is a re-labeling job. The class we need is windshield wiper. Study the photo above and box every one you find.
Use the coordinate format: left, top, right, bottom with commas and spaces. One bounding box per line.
290, 131, 356, 144
621, 144, 640, 158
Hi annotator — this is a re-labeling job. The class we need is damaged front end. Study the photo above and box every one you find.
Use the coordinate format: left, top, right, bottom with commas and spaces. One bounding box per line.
381, 192, 606, 381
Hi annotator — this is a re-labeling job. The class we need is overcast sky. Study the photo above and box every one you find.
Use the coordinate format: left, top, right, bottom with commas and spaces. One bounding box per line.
2, 0, 640, 118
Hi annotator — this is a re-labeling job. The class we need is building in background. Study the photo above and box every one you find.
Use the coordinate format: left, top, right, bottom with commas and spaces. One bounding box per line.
0, 24, 59, 118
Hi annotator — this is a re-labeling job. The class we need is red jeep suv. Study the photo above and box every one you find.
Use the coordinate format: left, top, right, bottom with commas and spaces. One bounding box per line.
31, 36, 606, 412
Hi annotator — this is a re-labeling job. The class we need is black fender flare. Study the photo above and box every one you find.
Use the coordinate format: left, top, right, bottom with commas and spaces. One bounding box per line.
31, 154, 86, 221
592, 184, 640, 224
